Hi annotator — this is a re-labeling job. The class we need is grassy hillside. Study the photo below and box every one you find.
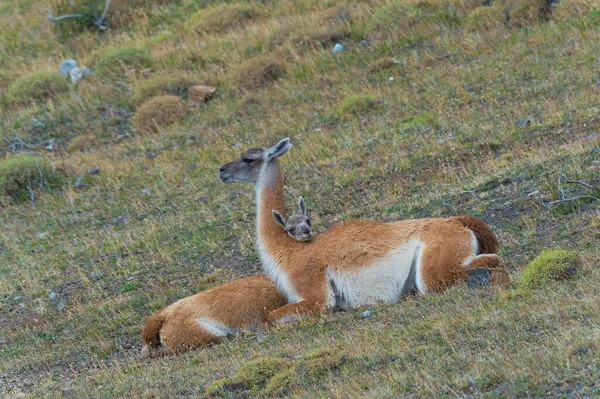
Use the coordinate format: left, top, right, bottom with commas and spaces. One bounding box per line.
1, 0, 599, 397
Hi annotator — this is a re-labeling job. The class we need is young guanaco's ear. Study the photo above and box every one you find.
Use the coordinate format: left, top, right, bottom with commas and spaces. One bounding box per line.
272, 210, 287, 228
297, 196, 306, 216
265, 137, 292, 162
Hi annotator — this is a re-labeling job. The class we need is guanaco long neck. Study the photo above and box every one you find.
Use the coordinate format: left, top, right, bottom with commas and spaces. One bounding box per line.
256, 160, 300, 263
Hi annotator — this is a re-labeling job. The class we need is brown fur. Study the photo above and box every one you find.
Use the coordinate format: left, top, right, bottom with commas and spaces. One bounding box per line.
454, 215, 500, 254
140, 275, 286, 357
219, 139, 508, 323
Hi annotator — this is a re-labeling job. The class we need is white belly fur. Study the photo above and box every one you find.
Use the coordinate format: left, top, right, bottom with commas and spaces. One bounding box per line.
327, 240, 423, 309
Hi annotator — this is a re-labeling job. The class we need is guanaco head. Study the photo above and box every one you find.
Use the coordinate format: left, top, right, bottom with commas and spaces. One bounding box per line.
272, 197, 312, 241
218, 138, 292, 183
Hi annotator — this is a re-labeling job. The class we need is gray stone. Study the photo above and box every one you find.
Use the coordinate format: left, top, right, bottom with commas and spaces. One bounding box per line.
59, 59, 78, 77
88, 167, 101, 175
360, 310, 372, 319
518, 118, 531, 128
69, 66, 92, 84
332, 43, 344, 54
48, 292, 57, 300
36, 232, 50, 239
141, 189, 151, 196
90, 272, 104, 282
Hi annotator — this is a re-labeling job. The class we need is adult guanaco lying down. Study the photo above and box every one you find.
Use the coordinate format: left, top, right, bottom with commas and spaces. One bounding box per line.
141, 275, 286, 357
218, 138, 509, 324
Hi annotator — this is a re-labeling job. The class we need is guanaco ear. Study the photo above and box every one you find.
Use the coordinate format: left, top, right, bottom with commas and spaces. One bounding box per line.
265, 137, 292, 162
297, 196, 306, 216
272, 210, 287, 228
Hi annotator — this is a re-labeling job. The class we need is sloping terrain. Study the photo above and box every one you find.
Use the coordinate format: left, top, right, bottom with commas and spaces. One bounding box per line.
0, 0, 599, 397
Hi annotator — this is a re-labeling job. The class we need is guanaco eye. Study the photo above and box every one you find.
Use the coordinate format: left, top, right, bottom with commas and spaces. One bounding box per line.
242, 158, 254, 164
306, 220, 311, 226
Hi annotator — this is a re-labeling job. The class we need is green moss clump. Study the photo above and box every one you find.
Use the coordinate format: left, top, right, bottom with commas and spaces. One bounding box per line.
299, 347, 346, 378
205, 357, 292, 396
0, 155, 65, 204
233, 55, 285, 90
131, 73, 200, 106
518, 249, 580, 289
93, 46, 153, 78
466, 6, 506, 30
133, 95, 188, 133
186, 4, 262, 35
336, 94, 380, 117
7, 71, 69, 104
262, 367, 295, 397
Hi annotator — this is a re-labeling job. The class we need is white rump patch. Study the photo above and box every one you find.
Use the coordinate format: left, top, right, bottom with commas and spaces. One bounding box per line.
461, 230, 480, 267
195, 318, 235, 338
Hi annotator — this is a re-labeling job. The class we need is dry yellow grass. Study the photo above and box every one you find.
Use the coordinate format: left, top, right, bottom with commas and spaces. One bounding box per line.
132, 95, 188, 133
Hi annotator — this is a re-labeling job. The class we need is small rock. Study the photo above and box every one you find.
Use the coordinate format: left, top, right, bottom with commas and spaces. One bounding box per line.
48, 292, 57, 300
14, 294, 23, 301
137, 214, 148, 221
388, 77, 395, 81
61, 387, 75, 397
234, 142, 241, 150
185, 135, 196, 145
360, 40, 370, 46
360, 310, 372, 319
59, 59, 78, 77
518, 118, 531, 128
45, 139, 56, 151
90, 272, 104, 282
88, 167, 101, 175
364, 138, 375, 146
69, 66, 91, 84
184, 163, 196, 172
188, 85, 217, 105
141, 189, 151, 196
139, 68, 154, 79
36, 232, 50, 239
528, 190, 540, 197
331, 43, 344, 54
57, 301, 67, 311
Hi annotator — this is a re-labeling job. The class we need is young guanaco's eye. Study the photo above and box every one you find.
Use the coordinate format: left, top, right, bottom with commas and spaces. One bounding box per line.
242, 158, 254, 164
306, 219, 311, 226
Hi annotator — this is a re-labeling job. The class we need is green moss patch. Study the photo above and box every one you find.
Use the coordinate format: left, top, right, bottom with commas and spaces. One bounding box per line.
92, 46, 154, 78
0, 155, 65, 204
7, 71, 69, 104
205, 357, 292, 396
518, 249, 580, 289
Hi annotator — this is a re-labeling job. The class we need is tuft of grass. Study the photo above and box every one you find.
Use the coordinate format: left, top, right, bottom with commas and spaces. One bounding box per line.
518, 249, 581, 289
66, 134, 100, 153
131, 73, 201, 106
92, 46, 154, 79
466, 6, 506, 30
336, 94, 380, 118
506, 0, 551, 27
263, 347, 346, 396
205, 357, 292, 396
267, 23, 350, 52
186, 4, 262, 36
7, 71, 69, 104
0, 155, 65, 204
369, 57, 402, 74
132, 95, 188, 133
553, 0, 598, 21
233, 55, 285, 90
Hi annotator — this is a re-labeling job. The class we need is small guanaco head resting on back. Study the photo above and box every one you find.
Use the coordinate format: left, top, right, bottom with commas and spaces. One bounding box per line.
272, 197, 313, 242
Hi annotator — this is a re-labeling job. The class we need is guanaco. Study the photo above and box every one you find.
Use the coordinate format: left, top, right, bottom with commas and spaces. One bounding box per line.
218, 138, 509, 324
141, 275, 286, 357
